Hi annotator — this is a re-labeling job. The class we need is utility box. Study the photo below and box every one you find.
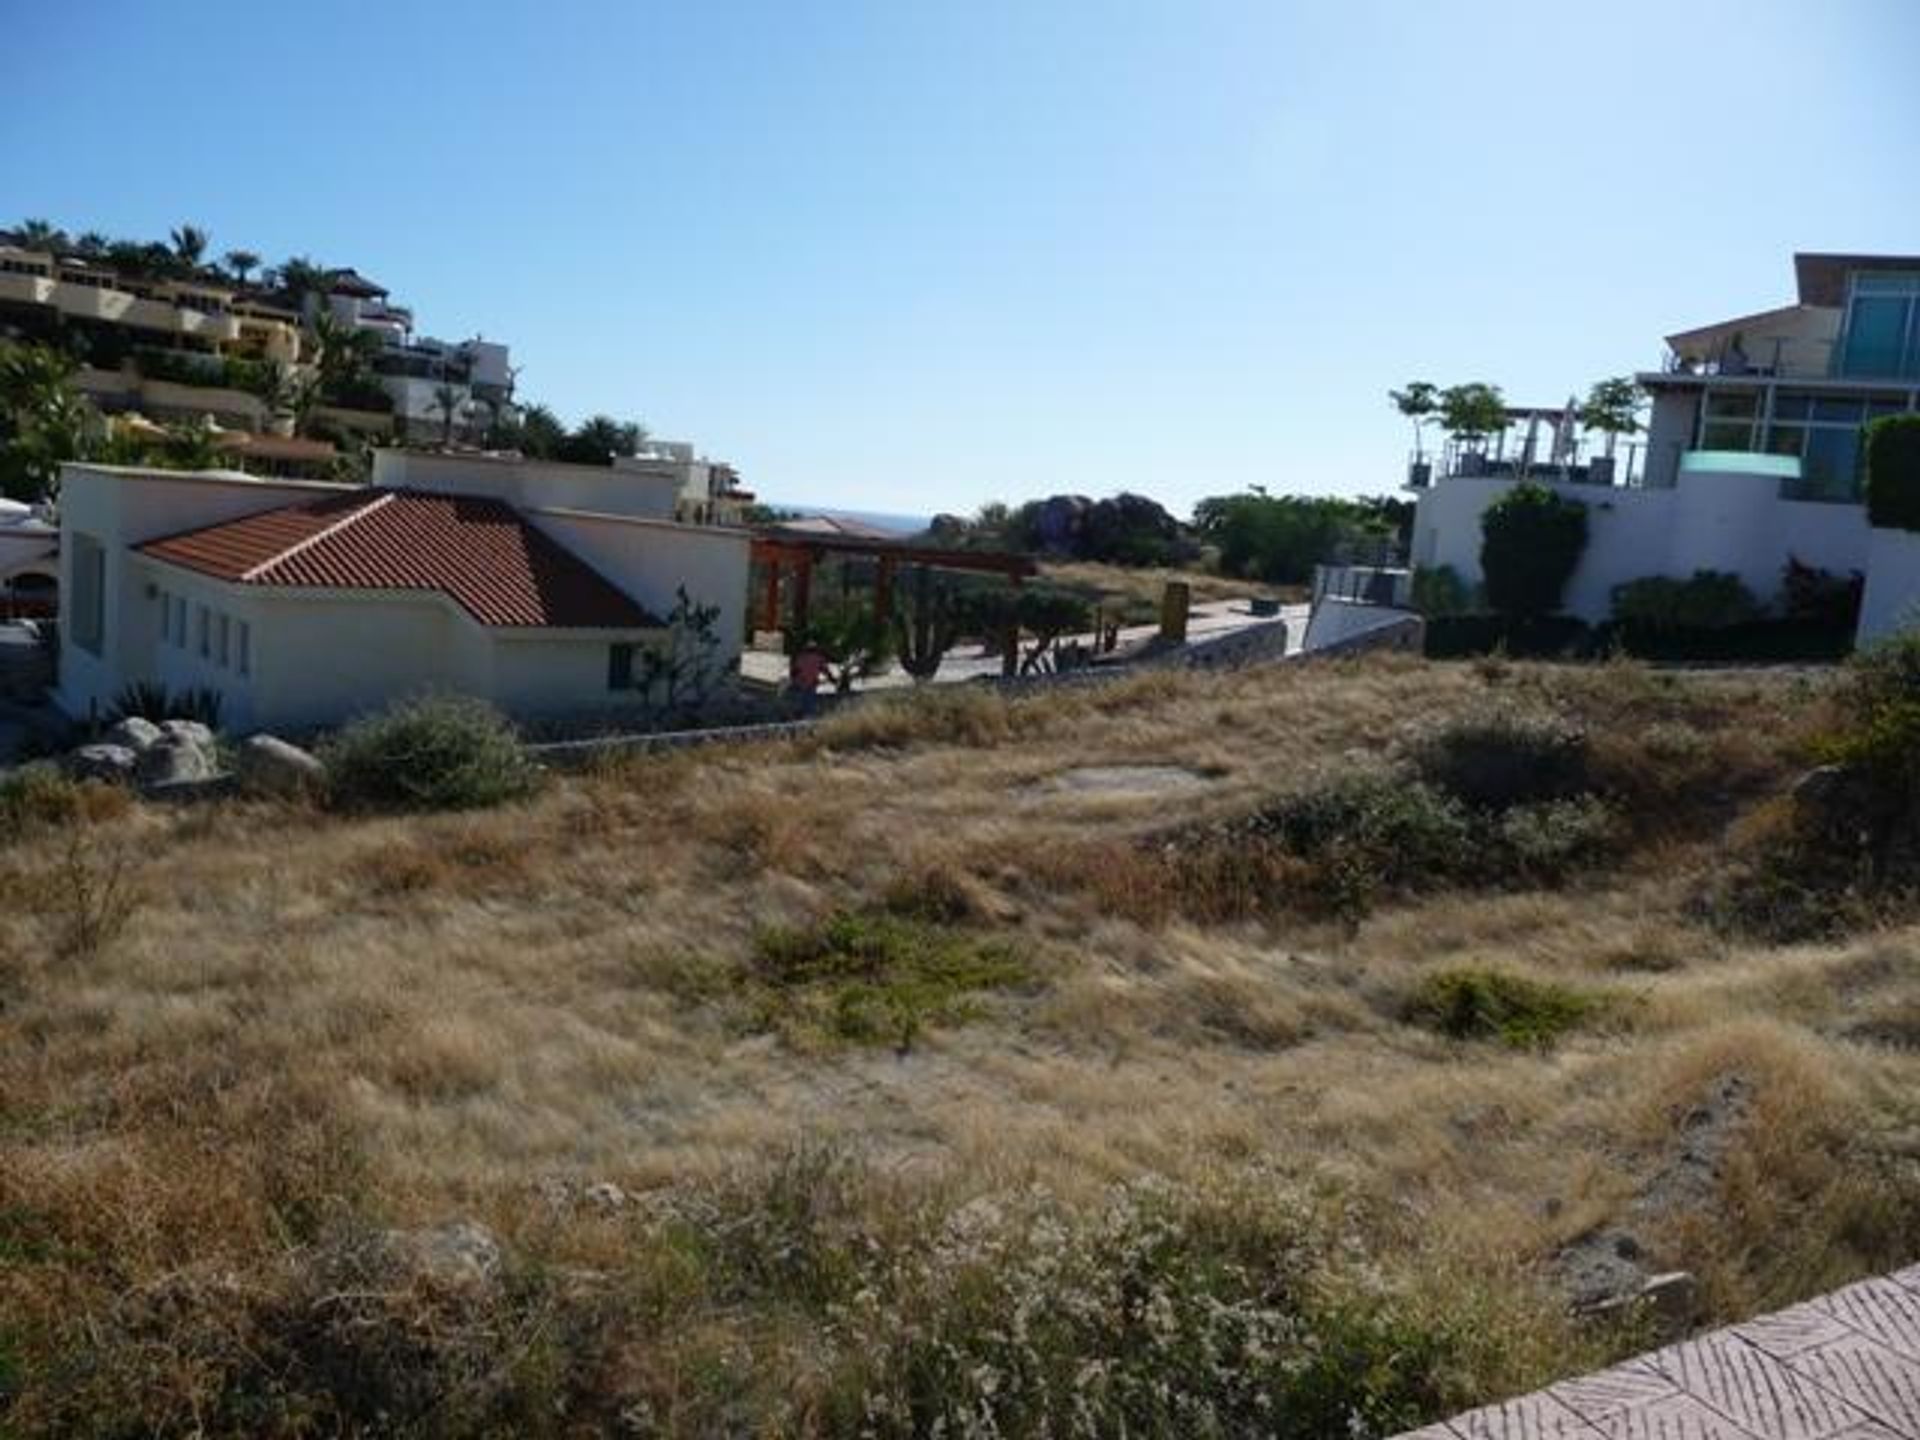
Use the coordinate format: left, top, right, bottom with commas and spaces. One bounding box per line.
1160, 581, 1191, 643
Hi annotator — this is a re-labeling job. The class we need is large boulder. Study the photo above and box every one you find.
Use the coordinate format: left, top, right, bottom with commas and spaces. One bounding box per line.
102, 716, 163, 752
136, 735, 216, 787
159, 719, 215, 750
66, 743, 138, 783
235, 734, 324, 797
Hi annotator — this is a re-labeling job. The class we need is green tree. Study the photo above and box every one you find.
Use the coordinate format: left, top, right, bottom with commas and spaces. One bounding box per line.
273, 255, 329, 310
1014, 587, 1092, 674
1440, 383, 1507, 449
310, 311, 382, 399
1479, 482, 1588, 618
0, 341, 97, 501
1192, 492, 1369, 583
16, 219, 63, 251
430, 383, 463, 445
1577, 376, 1644, 459
516, 403, 567, 458
1389, 381, 1441, 459
222, 249, 261, 285
800, 602, 894, 693
170, 223, 210, 270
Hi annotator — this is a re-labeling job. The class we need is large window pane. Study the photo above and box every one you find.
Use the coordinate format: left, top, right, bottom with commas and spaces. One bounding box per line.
1702, 421, 1759, 450
1765, 424, 1805, 457
1841, 296, 1911, 378
1801, 428, 1862, 501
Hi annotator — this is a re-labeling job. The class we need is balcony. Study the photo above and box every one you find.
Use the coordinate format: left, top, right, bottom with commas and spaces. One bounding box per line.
1406, 429, 1647, 491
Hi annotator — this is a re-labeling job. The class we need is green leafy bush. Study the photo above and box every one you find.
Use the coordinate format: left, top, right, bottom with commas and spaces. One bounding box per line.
320, 696, 538, 813
1610, 571, 1760, 631
1411, 565, 1473, 617
745, 909, 1030, 1047
1405, 968, 1603, 1048
1479, 484, 1588, 618
1781, 556, 1864, 629
1865, 414, 1920, 531
1408, 710, 1590, 811
1246, 772, 1474, 888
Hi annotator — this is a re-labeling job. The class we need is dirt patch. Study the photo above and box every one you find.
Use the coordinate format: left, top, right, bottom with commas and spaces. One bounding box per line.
1045, 765, 1212, 797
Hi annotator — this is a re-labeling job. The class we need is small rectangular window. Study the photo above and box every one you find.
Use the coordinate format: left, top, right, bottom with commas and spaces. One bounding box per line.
198, 606, 210, 658
608, 642, 635, 691
217, 614, 230, 667
237, 622, 250, 677
70, 534, 106, 656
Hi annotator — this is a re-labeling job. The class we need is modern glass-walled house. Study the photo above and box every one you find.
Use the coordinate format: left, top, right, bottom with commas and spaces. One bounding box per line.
1639, 255, 1920, 499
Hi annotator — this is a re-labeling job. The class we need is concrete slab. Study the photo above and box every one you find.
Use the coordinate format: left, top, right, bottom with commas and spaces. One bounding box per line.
1395, 1268, 1920, 1440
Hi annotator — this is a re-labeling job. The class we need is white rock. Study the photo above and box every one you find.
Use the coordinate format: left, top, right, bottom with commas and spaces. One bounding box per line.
159, 719, 215, 749
136, 737, 216, 787
102, 716, 163, 752
235, 734, 324, 796
66, 743, 138, 782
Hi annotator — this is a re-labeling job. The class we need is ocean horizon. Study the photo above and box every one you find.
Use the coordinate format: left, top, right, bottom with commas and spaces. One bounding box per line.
762, 501, 934, 535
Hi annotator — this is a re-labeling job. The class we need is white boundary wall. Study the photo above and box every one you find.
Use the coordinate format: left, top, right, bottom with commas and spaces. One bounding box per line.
1410, 464, 1870, 623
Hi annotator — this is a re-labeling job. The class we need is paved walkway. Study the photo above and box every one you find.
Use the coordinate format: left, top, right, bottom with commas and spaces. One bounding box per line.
1399, 1267, 1920, 1438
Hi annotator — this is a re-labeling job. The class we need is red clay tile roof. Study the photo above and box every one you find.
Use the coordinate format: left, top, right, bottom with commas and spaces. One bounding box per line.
137, 489, 660, 629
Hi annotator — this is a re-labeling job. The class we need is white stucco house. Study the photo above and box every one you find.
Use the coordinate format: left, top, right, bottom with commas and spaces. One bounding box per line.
53, 450, 750, 733
1408, 252, 1920, 644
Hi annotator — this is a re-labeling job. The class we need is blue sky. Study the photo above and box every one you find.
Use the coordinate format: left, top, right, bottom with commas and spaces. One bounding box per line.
4, 1, 1916, 518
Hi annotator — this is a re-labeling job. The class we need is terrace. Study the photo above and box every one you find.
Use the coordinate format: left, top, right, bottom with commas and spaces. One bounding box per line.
1407, 407, 1649, 490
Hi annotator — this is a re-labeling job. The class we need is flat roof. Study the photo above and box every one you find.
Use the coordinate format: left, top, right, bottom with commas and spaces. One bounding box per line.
1795, 252, 1920, 307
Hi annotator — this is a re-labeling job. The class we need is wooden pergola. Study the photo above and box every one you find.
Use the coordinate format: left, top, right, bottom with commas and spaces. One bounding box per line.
750, 525, 1036, 639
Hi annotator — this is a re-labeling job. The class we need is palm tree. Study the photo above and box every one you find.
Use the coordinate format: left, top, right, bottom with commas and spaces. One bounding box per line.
275, 255, 328, 311
430, 384, 462, 445
16, 219, 61, 251
222, 249, 261, 285
0, 341, 97, 501
517, 403, 565, 458
170, 224, 210, 270
73, 231, 109, 258
310, 311, 382, 398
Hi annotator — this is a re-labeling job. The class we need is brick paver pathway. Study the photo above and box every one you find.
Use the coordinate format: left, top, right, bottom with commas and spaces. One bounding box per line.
1397, 1267, 1920, 1438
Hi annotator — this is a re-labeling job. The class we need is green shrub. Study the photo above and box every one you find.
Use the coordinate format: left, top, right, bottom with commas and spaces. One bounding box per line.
1408, 710, 1590, 811
1490, 796, 1616, 881
823, 1175, 1471, 1438
320, 696, 538, 813
1405, 968, 1603, 1048
1865, 414, 1920, 531
745, 909, 1030, 1048
1479, 483, 1588, 618
1781, 556, 1863, 629
1246, 772, 1473, 888
1411, 564, 1473, 617
1423, 613, 1593, 659
1610, 571, 1760, 631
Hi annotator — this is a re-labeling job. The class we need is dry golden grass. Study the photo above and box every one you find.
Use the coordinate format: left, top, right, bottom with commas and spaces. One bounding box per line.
3, 655, 1918, 1434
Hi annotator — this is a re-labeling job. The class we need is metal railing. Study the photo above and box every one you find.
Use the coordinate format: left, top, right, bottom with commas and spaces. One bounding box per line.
1406, 435, 1647, 489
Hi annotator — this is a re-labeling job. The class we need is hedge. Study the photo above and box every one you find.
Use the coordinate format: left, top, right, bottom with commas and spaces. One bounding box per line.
1424, 614, 1854, 663
1866, 414, 1920, 532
